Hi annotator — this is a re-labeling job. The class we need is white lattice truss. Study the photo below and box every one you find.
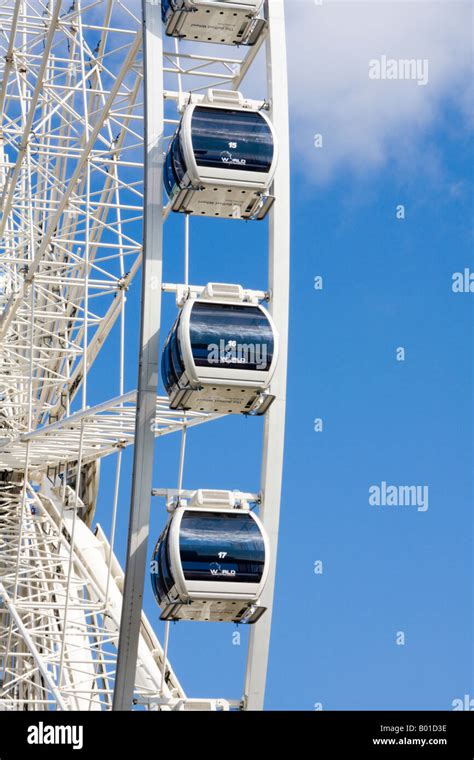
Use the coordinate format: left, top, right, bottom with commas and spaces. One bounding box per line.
0, 0, 282, 711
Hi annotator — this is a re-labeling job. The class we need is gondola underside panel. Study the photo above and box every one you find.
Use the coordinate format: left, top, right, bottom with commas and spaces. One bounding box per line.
159, 598, 266, 624
169, 383, 274, 414
163, 1, 266, 46
170, 185, 275, 220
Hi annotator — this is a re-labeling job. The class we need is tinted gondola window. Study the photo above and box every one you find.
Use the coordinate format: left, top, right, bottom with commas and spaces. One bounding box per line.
159, 530, 174, 595
161, 0, 172, 21
179, 511, 265, 583
162, 316, 183, 393
191, 107, 273, 173
161, 336, 175, 395
151, 542, 167, 602
164, 132, 187, 197
163, 142, 176, 198
189, 301, 273, 372
151, 527, 174, 603
170, 325, 185, 380
162, 316, 185, 394
172, 134, 186, 184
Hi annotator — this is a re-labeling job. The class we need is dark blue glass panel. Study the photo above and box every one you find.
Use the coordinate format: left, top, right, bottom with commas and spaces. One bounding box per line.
170, 324, 185, 381
179, 511, 265, 583
189, 301, 273, 372
161, 316, 184, 393
162, 0, 173, 23
162, 331, 177, 394
151, 541, 165, 602
191, 107, 273, 173
163, 141, 176, 198
151, 527, 174, 604
163, 132, 187, 198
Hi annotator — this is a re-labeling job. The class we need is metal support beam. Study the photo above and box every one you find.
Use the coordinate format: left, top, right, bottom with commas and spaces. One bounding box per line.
0, 0, 21, 117
0, 0, 63, 240
0, 583, 68, 711
243, 0, 290, 711
113, 0, 164, 711
0, 31, 142, 341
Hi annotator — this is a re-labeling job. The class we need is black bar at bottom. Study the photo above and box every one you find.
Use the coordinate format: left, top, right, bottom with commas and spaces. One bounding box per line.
0, 710, 472, 758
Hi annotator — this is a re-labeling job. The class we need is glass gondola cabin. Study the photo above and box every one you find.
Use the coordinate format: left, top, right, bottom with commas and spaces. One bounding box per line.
151, 491, 269, 623
162, 0, 266, 46
161, 283, 278, 415
163, 91, 278, 220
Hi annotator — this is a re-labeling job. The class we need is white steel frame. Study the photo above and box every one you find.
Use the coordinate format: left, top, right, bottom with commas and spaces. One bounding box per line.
244, 0, 289, 710
0, 0, 289, 711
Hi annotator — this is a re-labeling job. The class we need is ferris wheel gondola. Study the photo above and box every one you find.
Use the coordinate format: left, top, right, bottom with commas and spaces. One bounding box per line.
164, 90, 278, 219
162, 0, 266, 46
151, 490, 269, 623
161, 283, 278, 414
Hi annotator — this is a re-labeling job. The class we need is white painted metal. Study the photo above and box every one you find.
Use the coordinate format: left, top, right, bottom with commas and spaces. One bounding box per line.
0, 0, 289, 711
162, 0, 266, 47
0, 479, 185, 709
0, 392, 221, 471
243, 0, 290, 710
113, 0, 165, 711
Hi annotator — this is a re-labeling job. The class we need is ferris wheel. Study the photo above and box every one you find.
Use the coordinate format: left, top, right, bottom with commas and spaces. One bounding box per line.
0, 0, 289, 711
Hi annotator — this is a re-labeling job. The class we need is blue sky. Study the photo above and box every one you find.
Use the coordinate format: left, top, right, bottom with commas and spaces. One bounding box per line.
87, 0, 473, 709
269, 117, 473, 710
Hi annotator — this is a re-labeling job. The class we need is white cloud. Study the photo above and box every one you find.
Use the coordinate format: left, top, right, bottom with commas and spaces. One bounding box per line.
285, 0, 473, 183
